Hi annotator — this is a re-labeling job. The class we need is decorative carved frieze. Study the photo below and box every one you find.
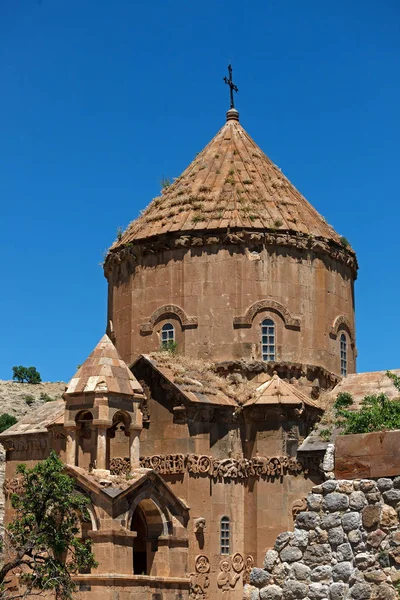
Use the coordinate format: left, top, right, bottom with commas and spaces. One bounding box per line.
4, 476, 25, 497
189, 554, 210, 599
104, 230, 358, 282
0, 437, 49, 454
140, 304, 198, 334
109, 457, 131, 475
140, 453, 321, 479
234, 299, 301, 329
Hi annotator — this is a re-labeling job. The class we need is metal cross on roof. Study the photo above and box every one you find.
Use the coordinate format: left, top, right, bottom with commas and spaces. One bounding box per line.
224, 64, 238, 109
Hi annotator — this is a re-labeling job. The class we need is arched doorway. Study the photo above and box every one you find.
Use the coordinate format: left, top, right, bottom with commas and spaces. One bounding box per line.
130, 499, 165, 576
75, 411, 95, 470
131, 505, 148, 574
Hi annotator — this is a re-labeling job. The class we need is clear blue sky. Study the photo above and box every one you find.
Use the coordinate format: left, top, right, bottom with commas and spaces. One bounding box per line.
1, 0, 399, 382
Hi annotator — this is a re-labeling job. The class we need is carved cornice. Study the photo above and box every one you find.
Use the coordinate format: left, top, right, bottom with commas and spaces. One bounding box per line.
104, 230, 358, 281
140, 304, 198, 334
234, 299, 301, 329
140, 453, 321, 479
329, 314, 355, 343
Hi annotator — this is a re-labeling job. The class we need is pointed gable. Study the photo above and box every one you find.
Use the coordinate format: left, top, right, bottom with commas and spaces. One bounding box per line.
65, 334, 143, 397
245, 373, 319, 409
112, 112, 343, 247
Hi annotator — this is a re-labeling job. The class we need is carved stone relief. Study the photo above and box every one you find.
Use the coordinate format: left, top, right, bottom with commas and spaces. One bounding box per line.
140, 453, 321, 479
216, 553, 254, 591
109, 457, 131, 475
189, 554, 210, 599
292, 497, 307, 521
4, 477, 25, 497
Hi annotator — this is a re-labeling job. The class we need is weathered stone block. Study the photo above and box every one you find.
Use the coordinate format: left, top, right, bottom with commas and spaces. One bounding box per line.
377, 478, 394, 492
259, 584, 282, 600
330, 582, 349, 600
336, 542, 353, 561
274, 531, 292, 551
282, 580, 308, 600
250, 568, 272, 588
321, 480, 337, 494
297, 512, 321, 530
323, 493, 350, 512
280, 546, 303, 563
349, 583, 371, 599
332, 561, 352, 582
303, 544, 332, 566
354, 552, 376, 570
307, 493, 323, 511
310, 565, 332, 581
349, 491, 367, 511
342, 512, 361, 532
308, 582, 329, 600
383, 489, 400, 504
362, 505, 381, 529
292, 528, 309, 548
321, 512, 342, 530
263, 549, 279, 571
380, 504, 398, 529
328, 526, 345, 546
291, 562, 311, 581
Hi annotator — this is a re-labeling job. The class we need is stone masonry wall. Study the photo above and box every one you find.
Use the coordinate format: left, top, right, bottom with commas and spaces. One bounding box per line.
246, 477, 400, 600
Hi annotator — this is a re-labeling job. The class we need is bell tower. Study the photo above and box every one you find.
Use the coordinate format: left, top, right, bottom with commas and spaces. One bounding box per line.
63, 334, 145, 475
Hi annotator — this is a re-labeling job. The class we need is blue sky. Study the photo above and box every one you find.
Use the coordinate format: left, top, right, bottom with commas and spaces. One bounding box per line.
0, 0, 399, 382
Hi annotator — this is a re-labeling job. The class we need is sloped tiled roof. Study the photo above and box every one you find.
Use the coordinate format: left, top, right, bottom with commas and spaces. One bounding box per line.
113, 111, 343, 247
244, 373, 319, 408
0, 400, 65, 437
65, 334, 143, 397
321, 369, 400, 410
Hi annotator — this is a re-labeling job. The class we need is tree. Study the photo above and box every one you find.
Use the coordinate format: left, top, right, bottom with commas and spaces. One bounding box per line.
0, 451, 97, 599
12, 367, 41, 384
0, 414, 17, 434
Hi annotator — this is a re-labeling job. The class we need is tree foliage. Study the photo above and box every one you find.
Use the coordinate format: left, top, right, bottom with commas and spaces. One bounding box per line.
0, 414, 18, 434
12, 366, 42, 384
334, 372, 400, 435
0, 451, 97, 599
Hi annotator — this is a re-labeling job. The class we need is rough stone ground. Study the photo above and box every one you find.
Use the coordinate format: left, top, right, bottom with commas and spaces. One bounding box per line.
0, 380, 66, 531
245, 478, 400, 600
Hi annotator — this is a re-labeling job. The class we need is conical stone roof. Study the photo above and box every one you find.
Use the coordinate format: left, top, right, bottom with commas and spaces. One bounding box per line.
65, 334, 143, 397
113, 111, 344, 248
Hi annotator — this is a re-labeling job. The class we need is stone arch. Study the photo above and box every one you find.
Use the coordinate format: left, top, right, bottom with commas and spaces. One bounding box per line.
128, 493, 170, 576
233, 299, 301, 329
140, 304, 198, 334
75, 411, 95, 470
107, 410, 131, 471
127, 490, 169, 537
329, 315, 355, 343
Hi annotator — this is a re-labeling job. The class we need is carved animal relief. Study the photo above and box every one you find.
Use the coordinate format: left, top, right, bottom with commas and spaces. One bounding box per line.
140, 453, 320, 479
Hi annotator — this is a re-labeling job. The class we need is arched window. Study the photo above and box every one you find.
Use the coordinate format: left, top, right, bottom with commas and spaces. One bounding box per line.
220, 516, 230, 555
340, 333, 347, 376
261, 319, 275, 362
161, 323, 175, 348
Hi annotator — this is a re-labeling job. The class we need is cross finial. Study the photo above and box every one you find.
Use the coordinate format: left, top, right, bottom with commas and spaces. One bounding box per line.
224, 64, 238, 110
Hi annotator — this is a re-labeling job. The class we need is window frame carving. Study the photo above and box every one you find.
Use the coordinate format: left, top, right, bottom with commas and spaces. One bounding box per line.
140, 304, 198, 334
233, 299, 300, 329
329, 314, 355, 347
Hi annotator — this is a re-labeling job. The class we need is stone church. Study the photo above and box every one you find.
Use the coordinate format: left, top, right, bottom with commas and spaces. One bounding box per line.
0, 90, 359, 599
